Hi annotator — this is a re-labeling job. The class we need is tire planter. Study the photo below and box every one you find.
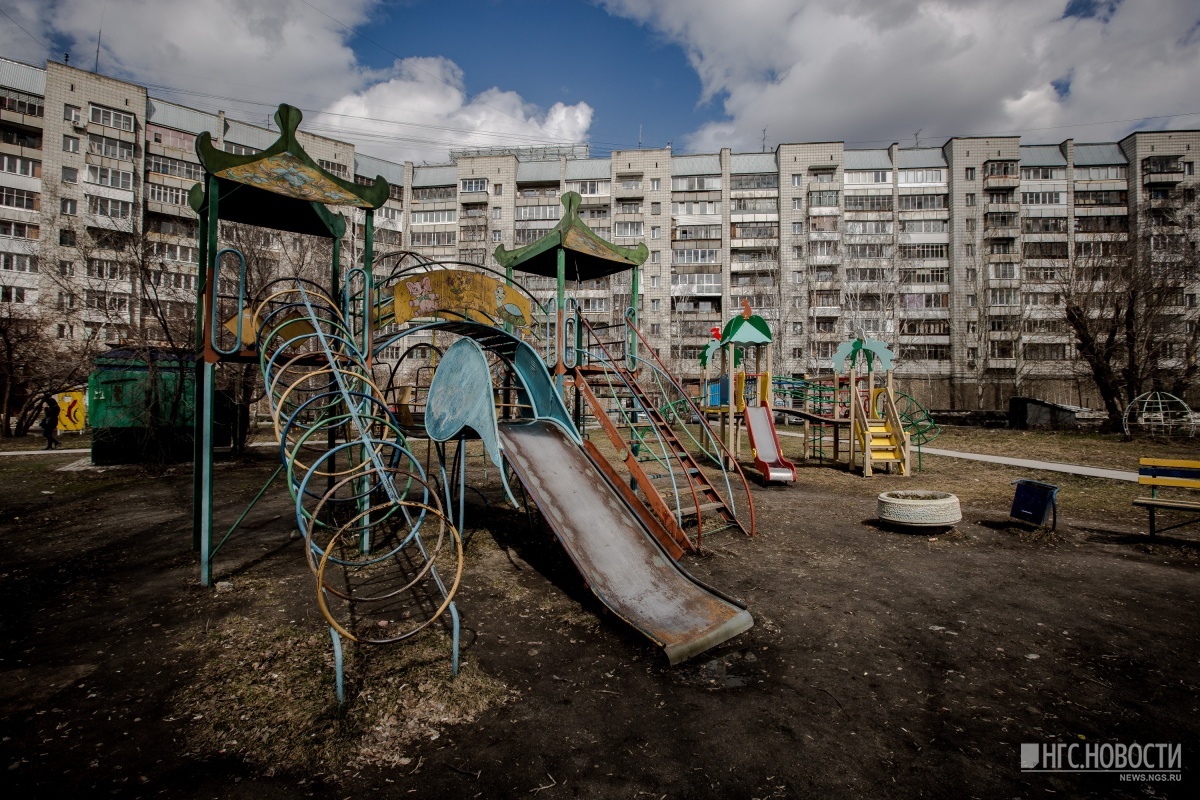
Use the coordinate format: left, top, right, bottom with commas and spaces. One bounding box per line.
877, 490, 961, 528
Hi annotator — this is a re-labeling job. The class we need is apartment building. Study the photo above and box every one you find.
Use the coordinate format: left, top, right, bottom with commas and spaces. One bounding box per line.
3, 57, 1197, 410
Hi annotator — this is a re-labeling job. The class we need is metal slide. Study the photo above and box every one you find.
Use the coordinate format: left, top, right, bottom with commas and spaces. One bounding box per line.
498, 418, 753, 665
744, 405, 797, 483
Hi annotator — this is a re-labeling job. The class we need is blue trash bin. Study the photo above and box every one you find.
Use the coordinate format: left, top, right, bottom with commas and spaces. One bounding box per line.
1010, 479, 1059, 529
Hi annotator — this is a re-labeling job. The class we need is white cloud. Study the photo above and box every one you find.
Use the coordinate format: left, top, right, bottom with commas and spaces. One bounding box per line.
602, 0, 1200, 150
7, 0, 591, 163
312, 56, 593, 164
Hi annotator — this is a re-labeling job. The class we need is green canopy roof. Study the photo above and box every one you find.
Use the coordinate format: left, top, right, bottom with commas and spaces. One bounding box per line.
720, 313, 773, 345
188, 104, 389, 239
493, 192, 648, 280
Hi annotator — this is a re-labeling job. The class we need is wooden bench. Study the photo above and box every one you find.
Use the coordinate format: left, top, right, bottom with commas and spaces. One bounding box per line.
1134, 458, 1200, 536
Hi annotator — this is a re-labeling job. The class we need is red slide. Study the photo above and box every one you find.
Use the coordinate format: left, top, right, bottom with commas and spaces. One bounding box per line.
744, 405, 797, 484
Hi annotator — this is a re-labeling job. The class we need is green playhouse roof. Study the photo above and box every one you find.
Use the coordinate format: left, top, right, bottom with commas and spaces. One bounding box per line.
493, 192, 648, 280
188, 104, 389, 238
720, 313, 773, 345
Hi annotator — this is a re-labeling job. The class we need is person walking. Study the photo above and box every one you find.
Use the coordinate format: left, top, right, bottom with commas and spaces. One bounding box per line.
41, 397, 61, 450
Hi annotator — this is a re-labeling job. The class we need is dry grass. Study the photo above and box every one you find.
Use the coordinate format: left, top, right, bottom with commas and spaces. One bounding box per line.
173, 616, 509, 774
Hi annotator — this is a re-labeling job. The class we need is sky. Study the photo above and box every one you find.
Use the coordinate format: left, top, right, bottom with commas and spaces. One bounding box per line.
2, 0, 1199, 165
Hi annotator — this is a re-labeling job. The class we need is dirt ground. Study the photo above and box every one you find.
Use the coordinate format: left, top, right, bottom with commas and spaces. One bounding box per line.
1, 428, 1198, 799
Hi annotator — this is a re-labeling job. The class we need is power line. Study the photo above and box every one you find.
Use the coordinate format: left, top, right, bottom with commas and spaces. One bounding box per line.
0, 7, 52, 55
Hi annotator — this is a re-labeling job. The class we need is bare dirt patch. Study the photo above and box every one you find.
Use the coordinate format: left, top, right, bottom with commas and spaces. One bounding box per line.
1, 429, 1198, 798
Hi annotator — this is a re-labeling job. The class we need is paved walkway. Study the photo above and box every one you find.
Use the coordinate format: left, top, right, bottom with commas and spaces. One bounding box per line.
0, 447, 90, 457
775, 430, 1138, 482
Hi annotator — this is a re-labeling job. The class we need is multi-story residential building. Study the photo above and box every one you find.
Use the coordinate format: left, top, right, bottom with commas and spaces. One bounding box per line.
3, 57, 1197, 411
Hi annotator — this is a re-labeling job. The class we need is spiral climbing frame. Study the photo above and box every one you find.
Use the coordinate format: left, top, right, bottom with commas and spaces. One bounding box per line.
255, 279, 463, 688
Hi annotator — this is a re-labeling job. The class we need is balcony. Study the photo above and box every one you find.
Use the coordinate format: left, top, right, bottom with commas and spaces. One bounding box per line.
987, 251, 1020, 263
984, 226, 1019, 239
984, 174, 1020, 190
809, 306, 841, 317
985, 202, 1020, 214
1143, 169, 1184, 187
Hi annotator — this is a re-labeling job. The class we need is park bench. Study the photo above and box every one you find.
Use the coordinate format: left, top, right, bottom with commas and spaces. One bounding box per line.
1133, 458, 1200, 536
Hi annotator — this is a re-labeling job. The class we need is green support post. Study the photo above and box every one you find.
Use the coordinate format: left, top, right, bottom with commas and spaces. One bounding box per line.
196, 175, 220, 586
555, 247, 565, 392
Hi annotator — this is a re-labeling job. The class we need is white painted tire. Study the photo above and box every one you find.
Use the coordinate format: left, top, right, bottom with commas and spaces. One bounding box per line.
877, 490, 961, 528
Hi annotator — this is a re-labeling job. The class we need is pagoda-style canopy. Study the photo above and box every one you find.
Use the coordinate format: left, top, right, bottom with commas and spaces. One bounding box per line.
493, 192, 648, 280
188, 104, 389, 238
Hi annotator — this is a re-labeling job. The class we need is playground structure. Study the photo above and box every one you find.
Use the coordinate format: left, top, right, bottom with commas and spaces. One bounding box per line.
697, 304, 796, 484
1122, 391, 1200, 437
189, 106, 755, 690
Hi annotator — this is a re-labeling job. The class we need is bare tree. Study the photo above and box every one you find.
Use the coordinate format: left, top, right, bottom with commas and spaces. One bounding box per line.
1058, 193, 1200, 429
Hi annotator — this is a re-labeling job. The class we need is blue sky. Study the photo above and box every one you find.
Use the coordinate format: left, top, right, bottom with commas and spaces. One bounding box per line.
2, 0, 1199, 164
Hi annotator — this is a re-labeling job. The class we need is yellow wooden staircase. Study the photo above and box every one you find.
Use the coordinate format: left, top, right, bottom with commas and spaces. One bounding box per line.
851, 385, 911, 477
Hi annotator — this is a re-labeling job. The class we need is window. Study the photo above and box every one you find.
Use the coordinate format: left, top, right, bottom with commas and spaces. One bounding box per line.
844, 195, 893, 211
1016, 217, 1062, 233
1023, 241, 1068, 259
89, 104, 135, 131
64, 104, 82, 124
146, 183, 187, 205
410, 230, 456, 246
672, 249, 720, 264
0, 286, 28, 304
149, 242, 199, 263
809, 240, 839, 257
87, 134, 134, 160
492, 183, 503, 196
844, 243, 889, 259
898, 169, 944, 183
651, 202, 661, 214
0, 187, 38, 210
731, 197, 778, 212
897, 194, 947, 210
792, 221, 805, 235
411, 209, 458, 224
0, 253, 37, 273
615, 222, 643, 238
731, 222, 778, 239
1021, 191, 1063, 205
0, 88, 43, 117
650, 251, 660, 264
515, 205, 559, 221
845, 171, 891, 184
0, 155, 40, 177
147, 124, 196, 151
461, 178, 488, 193
1021, 167, 1066, 180
899, 344, 951, 361
899, 266, 949, 284
86, 195, 133, 218
87, 165, 134, 190
989, 288, 1019, 305
61, 198, 77, 215
146, 154, 204, 181
650, 299, 660, 311
63, 135, 79, 153
674, 225, 721, 240
809, 216, 839, 232
965, 167, 976, 180
491, 230, 502, 242
730, 174, 779, 190
965, 193, 976, 206
1074, 165, 1127, 180
61, 166, 78, 183
224, 142, 259, 156
1074, 215, 1126, 233
810, 170, 834, 183
0, 221, 38, 240
671, 201, 720, 215
650, 178, 660, 191
808, 190, 839, 207
618, 201, 642, 214
964, 243, 975, 256
1074, 190, 1127, 207
671, 176, 721, 191
898, 244, 948, 259
900, 293, 949, 310
990, 262, 1017, 279
651, 226, 660, 239
59, 229, 76, 247
568, 180, 610, 196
